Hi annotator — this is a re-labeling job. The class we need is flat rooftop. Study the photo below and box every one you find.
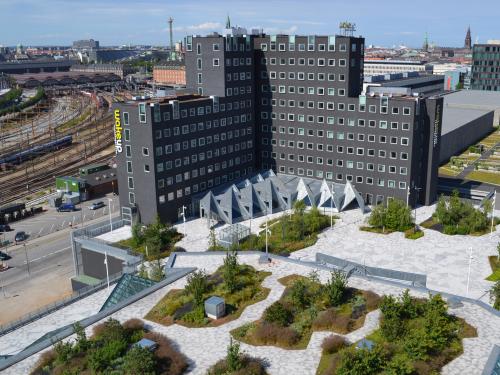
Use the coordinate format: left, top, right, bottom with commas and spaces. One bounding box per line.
441, 90, 500, 135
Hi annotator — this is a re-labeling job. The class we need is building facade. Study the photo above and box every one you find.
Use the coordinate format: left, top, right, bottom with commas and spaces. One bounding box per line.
153, 62, 186, 85
115, 31, 442, 224
471, 42, 500, 91
363, 60, 433, 76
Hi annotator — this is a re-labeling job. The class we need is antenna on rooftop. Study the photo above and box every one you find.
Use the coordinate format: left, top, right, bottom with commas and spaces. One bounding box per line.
339, 22, 356, 36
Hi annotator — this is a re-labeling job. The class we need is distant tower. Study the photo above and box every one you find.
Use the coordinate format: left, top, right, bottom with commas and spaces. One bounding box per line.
422, 32, 429, 52
226, 14, 231, 29
465, 26, 472, 49
168, 17, 174, 59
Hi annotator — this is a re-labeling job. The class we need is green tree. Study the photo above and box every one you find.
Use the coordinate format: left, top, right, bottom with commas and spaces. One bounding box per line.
490, 280, 500, 310
290, 278, 310, 309
325, 271, 348, 306
122, 346, 156, 375
73, 322, 88, 353
368, 204, 386, 230
186, 270, 208, 307
226, 338, 243, 372
263, 301, 293, 326
208, 227, 222, 251
53, 340, 74, 365
336, 346, 387, 375
222, 250, 239, 293
149, 261, 164, 281
379, 295, 406, 341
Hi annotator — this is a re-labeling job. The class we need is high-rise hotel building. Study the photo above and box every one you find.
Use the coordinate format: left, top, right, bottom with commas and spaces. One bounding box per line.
114, 29, 442, 224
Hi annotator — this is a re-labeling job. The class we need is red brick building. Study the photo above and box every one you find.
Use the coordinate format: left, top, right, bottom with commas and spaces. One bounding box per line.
153, 62, 186, 85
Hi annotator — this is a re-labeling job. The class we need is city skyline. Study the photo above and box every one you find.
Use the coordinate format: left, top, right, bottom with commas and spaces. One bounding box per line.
1, 0, 499, 48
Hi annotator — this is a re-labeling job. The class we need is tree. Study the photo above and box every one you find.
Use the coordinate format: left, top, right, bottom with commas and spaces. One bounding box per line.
222, 250, 239, 293
226, 338, 243, 372
490, 280, 500, 310
149, 261, 164, 281
325, 271, 348, 306
186, 270, 208, 307
73, 322, 88, 353
208, 227, 220, 250
122, 346, 156, 375
263, 301, 293, 326
290, 278, 310, 309
368, 204, 386, 231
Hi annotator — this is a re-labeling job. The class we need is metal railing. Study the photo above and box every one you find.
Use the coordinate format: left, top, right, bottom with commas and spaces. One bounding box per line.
0, 271, 124, 337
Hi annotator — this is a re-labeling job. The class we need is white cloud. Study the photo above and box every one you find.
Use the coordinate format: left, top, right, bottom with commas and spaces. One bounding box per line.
265, 19, 325, 26
173, 22, 222, 32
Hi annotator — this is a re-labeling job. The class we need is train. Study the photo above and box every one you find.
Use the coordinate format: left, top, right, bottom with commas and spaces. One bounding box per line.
79, 163, 110, 176
0, 135, 73, 166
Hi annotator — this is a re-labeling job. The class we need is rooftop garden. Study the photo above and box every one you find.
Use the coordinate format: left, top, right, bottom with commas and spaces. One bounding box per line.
115, 216, 183, 281
361, 199, 423, 240
145, 251, 270, 327
420, 190, 498, 235
317, 291, 477, 375
231, 272, 381, 349
235, 201, 334, 256
207, 339, 267, 375
30, 318, 188, 375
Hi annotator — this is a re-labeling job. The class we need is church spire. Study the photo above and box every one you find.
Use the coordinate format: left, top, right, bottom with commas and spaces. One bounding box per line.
465, 26, 472, 49
226, 14, 231, 29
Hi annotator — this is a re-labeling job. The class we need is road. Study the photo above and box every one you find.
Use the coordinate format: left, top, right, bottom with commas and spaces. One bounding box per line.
0, 196, 120, 325
1, 194, 119, 245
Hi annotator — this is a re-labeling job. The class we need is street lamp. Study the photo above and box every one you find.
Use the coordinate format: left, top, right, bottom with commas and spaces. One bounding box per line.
414, 187, 422, 230
330, 183, 334, 228
181, 205, 187, 235
23, 243, 30, 276
107, 198, 113, 233
104, 251, 110, 290
265, 204, 271, 262
491, 190, 497, 236
466, 247, 474, 297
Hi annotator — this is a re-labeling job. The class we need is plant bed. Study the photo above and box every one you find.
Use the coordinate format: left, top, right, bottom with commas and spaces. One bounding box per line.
361, 199, 414, 236
487, 256, 500, 281
146, 253, 271, 328
30, 318, 188, 375
404, 227, 425, 240
421, 191, 499, 236
231, 273, 382, 350
236, 201, 333, 255
316, 291, 477, 375
208, 339, 268, 375
359, 226, 395, 235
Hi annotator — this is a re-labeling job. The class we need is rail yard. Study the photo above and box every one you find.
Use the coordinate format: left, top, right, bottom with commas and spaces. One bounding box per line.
0, 89, 117, 206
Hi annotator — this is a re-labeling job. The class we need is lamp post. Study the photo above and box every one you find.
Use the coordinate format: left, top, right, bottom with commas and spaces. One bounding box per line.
107, 198, 113, 233
406, 186, 410, 208
330, 183, 334, 229
181, 205, 187, 235
466, 247, 474, 297
265, 204, 271, 261
104, 251, 110, 290
23, 243, 30, 276
491, 190, 496, 236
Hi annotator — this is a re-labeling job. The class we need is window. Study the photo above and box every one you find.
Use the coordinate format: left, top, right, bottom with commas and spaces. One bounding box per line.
213, 58, 220, 66
123, 112, 129, 125
142, 147, 149, 156
138, 103, 146, 123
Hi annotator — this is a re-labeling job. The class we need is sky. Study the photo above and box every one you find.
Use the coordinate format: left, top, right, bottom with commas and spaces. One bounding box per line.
0, 0, 499, 48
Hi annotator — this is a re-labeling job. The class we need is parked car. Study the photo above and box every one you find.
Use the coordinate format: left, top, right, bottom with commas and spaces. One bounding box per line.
15, 231, 26, 243
57, 203, 76, 212
0, 251, 11, 261
0, 224, 11, 232
88, 201, 105, 210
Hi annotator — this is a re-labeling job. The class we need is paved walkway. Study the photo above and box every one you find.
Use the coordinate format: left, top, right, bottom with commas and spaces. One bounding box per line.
4, 253, 499, 375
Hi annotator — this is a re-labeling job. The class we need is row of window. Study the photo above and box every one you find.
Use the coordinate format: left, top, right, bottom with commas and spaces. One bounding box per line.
260, 57, 347, 67
264, 134, 409, 146
259, 40, 355, 53
158, 166, 254, 205
159, 136, 253, 158
266, 164, 407, 190
263, 116, 411, 130
263, 149, 409, 161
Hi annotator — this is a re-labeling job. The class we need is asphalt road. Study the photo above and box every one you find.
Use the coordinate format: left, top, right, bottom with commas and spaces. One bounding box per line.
1, 194, 119, 245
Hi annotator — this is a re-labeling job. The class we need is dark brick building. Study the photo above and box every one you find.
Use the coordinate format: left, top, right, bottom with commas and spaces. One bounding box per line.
114, 29, 442, 224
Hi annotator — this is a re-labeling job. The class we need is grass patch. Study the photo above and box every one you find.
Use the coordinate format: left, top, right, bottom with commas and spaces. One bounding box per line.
55, 108, 92, 133
487, 256, 500, 281
359, 226, 395, 235
30, 318, 188, 375
466, 170, 500, 186
231, 274, 382, 350
236, 205, 333, 256
145, 265, 270, 328
420, 216, 498, 236
438, 166, 460, 177
316, 292, 477, 375
114, 232, 183, 260
404, 227, 425, 240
